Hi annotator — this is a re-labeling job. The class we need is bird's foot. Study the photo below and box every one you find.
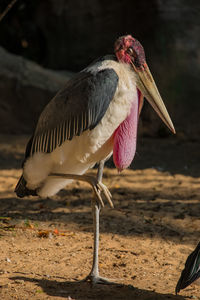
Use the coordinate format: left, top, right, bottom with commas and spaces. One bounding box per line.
49, 172, 113, 208
77, 273, 118, 285
92, 180, 113, 208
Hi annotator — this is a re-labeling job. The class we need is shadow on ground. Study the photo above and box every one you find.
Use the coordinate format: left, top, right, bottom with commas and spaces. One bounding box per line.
10, 275, 184, 300
1, 183, 200, 242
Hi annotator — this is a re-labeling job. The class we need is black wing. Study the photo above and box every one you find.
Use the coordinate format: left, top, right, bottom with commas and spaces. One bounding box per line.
176, 242, 200, 294
27, 66, 118, 156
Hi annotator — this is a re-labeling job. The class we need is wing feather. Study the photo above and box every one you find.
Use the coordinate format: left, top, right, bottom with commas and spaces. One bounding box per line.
62, 122, 66, 143
44, 131, 49, 153
27, 63, 118, 157
37, 134, 42, 152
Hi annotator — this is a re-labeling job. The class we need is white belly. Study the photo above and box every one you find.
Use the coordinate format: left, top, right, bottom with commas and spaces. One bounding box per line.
23, 61, 138, 197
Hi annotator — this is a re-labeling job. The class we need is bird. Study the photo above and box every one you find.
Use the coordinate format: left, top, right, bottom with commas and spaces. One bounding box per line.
176, 242, 200, 294
15, 34, 175, 284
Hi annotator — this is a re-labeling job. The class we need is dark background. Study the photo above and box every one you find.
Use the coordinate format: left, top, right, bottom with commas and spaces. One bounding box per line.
0, 0, 200, 137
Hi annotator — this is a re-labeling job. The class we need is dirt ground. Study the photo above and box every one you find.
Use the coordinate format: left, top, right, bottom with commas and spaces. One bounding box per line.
0, 134, 200, 300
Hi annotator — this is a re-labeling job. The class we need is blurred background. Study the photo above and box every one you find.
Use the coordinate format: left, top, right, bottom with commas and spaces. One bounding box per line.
0, 0, 200, 149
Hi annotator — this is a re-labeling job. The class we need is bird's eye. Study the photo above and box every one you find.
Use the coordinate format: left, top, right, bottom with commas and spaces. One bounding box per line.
127, 47, 134, 55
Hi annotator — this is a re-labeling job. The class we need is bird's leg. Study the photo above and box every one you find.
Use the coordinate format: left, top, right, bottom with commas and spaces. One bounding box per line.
89, 199, 101, 279
79, 161, 116, 284
85, 161, 104, 281
91, 160, 105, 277
49, 171, 113, 208
49, 163, 115, 284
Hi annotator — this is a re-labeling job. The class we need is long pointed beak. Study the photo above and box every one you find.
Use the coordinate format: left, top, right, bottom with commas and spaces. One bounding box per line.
132, 62, 175, 134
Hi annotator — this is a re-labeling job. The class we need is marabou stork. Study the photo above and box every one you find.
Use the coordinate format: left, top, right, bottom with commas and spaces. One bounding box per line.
15, 34, 175, 284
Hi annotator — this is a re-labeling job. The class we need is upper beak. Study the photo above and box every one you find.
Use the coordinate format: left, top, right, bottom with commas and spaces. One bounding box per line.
132, 62, 175, 134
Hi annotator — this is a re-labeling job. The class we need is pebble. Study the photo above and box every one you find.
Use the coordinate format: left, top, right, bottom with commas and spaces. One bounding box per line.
14, 279, 24, 284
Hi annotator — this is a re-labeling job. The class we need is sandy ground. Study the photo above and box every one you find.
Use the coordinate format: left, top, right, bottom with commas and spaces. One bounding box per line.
0, 134, 200, 300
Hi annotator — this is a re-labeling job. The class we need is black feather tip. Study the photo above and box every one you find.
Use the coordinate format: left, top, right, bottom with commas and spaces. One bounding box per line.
176, 242, 200, 294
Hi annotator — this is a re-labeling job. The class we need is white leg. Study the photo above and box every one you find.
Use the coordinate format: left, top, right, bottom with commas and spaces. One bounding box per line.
79, 161, 115, 284
49, 162, 115, 284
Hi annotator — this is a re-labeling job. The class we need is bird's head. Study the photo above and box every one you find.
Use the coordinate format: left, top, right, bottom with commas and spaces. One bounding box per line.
114, 34, 175, 134
114, 35, 145, 67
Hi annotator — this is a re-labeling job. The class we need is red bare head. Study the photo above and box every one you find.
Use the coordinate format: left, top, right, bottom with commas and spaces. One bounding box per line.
114, 34, 175, 134
114, 35, 146, 68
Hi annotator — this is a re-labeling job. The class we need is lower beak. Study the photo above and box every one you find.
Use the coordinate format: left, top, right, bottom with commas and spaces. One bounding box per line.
132, 62, 175, 134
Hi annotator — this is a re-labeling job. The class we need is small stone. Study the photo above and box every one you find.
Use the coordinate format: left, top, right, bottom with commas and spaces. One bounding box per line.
49, 232, 53, 239
15, 279, 24, 284
6, 258, 11, 263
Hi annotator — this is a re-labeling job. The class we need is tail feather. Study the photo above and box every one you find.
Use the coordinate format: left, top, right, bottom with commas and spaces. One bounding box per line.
176, 242, 200, 294
15, 175, 37, 198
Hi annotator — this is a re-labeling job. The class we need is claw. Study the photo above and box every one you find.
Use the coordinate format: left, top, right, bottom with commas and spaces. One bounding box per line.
92, 181, 113, 208
76, 273, 119, 285
92, 184, 105, 208
97, 182, 114, 208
